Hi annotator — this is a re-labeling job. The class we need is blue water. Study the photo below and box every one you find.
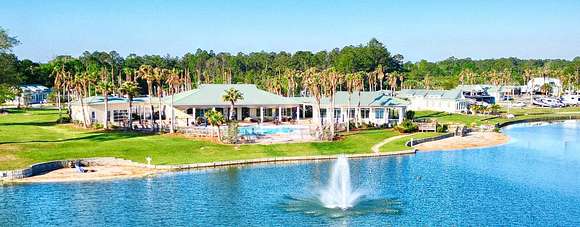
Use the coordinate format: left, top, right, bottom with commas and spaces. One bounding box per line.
238, 125, 295, 136
1, 121, 580, 226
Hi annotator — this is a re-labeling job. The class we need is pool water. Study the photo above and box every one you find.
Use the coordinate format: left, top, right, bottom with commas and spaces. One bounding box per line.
1, 121, 579, 225
238, 125, 300, 136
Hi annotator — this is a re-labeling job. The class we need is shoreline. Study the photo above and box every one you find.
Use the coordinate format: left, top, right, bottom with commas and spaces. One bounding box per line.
5, 119, 576, 184
414, 132, 510, 152
4, 150, 416, 184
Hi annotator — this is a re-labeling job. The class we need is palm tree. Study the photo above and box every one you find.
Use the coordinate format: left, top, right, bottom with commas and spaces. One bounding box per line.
137, 65, 155, 130
423, 74, 432, 90
321, 67, 343, 139
52, 65, 64, 121
154, 67, 166, 130
205, 109, 225, 140
354, 71, 365, 127
302, 67, 324, 139
73, 72, 89, 127
95, 77, 115, 130
388, 72, 399, 95
376, 65, 385, 90
222, 88, 244, 121
118, 81, 140, 130
166, 69, 182, 133
345, 72, 364, 132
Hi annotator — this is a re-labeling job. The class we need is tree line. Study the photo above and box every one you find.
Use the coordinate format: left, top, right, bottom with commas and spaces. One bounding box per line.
1, 26, 580, 106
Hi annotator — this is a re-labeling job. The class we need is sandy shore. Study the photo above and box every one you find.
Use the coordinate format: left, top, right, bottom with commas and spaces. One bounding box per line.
13, 165, 164, 183
414, 132, 510, 152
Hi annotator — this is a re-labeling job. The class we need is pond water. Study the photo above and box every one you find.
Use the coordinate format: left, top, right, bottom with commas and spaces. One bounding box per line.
1, 121, 579, 226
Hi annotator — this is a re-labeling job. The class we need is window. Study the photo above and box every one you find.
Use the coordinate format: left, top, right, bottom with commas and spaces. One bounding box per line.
334, 108, 341, 119
361, 108, 370, 119
348, 109, 355, 118
113, 110, 128, 122
375, 109, 384, 119
320, 109, 327, 118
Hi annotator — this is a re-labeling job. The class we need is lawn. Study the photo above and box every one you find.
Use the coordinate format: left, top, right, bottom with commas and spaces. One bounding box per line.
0, 109, 400, 170
379, 132, 443, 152
415, 106, 580, 126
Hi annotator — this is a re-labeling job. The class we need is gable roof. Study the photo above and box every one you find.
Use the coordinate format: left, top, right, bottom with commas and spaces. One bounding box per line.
74, 96, 149, 106
167, 84, 298, 106
294, 90, 408, 107
398, 89, 464, 100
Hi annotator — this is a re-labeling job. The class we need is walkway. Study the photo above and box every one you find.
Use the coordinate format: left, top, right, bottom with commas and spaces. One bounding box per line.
371, 133, 415, 153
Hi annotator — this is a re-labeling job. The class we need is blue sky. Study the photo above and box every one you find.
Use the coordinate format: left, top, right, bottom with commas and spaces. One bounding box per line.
2, 0, 579, 62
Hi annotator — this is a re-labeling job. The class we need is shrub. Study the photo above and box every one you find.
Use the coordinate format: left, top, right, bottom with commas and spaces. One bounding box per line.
405, 110, 415, 120
394, 119, 418, 133
436, 123, 448, 133
56, 116, 71, 124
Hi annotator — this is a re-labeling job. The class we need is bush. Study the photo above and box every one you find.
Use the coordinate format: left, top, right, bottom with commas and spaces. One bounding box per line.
394, 119, 418, 133
436, 123, 448, 133
405, 110, 415, 120
56, 116, 71, 124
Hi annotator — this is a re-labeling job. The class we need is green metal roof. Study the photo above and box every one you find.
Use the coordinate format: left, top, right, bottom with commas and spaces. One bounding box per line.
167, 84, 298, 106
294, 91, 408, 107
76, 96, 149, 105
398, 89, 464, 100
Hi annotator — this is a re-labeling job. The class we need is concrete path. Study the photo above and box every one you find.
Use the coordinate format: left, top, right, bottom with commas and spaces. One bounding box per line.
371, 133, 415, 154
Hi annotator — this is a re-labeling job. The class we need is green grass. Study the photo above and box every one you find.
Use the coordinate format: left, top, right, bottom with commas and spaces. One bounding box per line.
415, 106, 580, 126
379, 132, 443, 152
0, 109, 400, 170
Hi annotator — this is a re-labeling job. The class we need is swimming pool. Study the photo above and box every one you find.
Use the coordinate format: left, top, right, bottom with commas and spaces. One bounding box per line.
238, 125, 304, 136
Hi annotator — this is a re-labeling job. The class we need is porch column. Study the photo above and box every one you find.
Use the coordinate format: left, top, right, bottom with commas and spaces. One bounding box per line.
278, 106, 282, 121
398, 107, 404, 123
237, 107, 242, 121
302, 104, 306, 118
369, 107, 375, 124
192, 107, 196, 118
385, 108, 390, 125
296, 106, 300, 121
383, 108, 388, 125
341, 107, 346, 124
260, 107, 264, 123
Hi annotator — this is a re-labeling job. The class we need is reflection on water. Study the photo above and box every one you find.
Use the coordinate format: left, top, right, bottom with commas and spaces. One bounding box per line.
281, 195, 401, 218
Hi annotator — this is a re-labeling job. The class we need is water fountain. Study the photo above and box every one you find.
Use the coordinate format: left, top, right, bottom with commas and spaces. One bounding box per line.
281, 155, 400, 217
318, 155, 363, 210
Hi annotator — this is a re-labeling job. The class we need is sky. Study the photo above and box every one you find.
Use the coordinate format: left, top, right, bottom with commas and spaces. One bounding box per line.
1, 0, 579, 63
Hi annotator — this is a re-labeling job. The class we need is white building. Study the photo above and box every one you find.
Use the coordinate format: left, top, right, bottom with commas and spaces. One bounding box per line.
397, 89, 469, 113
526, 77, 562, 96
71, 84, 409, 129
299, 91, 409, 127
10, 85, 51, 106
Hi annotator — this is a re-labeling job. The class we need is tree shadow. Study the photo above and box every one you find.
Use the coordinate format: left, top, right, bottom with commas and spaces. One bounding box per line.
0, 121, 58, 127
0, 131, 154, 145
415, 112, 448, 119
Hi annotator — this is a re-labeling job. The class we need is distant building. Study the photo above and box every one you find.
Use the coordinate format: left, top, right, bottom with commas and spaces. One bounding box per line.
458, 85, 522, 104
397, 89, 469, 113
526, 77, 562, 96
10, 84, 51, 106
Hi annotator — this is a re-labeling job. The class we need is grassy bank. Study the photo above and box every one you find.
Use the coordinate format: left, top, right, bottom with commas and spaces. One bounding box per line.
415, 106, 580, 126
379, 132, 443, 152
0, 109, 400, 170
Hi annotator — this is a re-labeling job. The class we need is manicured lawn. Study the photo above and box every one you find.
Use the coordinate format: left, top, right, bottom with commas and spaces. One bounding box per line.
379, 132, 443, 152
0, 109, 400, 170
414, 111, 494, 126
415, 106, 580, 126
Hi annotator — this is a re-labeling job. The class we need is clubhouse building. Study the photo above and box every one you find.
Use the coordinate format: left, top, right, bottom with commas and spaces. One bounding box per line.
71, 84, 409, 130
